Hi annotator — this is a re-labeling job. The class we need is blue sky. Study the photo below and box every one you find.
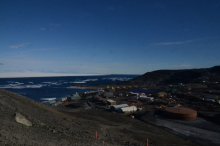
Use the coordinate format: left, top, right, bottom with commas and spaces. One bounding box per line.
0, 0, 220, 76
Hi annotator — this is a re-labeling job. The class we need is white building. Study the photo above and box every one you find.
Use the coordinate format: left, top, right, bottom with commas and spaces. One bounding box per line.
139, 93, 147, 97
60, 97, 67, 102
107, 99, 116, 105
53, 101, 62, 106
118, 106, 137, 113
131, 93, 146, 100
110, 104, 129, 111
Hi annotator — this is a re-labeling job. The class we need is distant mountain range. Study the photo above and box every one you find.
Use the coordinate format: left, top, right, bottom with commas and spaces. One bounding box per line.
115, 66, 220, 87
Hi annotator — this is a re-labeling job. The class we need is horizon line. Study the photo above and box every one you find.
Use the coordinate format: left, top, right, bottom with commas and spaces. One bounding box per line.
0, 72, 141, 78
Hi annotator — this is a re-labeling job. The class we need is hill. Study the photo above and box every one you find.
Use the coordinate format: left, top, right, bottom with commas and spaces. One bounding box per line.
0, 89, 197, 146
124, 65, 220, 87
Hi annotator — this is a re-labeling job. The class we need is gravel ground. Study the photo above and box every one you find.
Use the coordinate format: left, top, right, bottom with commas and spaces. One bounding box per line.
141, 111, 220, 146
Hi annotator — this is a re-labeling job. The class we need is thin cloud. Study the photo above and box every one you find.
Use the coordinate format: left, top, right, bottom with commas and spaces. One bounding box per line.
153, 37, 212, 46
49, 23, 61, 27
183, 29, 189, 32
0, 63, 3, 65
170, 64, 193, 69
39, 27, 46, 31
27, 48, 52, 52
154, 3, 166, 9
9, 43, 30, 49
104, 6, 115, 13
39, 23, 61, 31
153, 40, 194, 46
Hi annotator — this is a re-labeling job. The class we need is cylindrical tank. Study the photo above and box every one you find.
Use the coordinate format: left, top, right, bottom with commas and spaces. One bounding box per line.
165, 107, 197, 120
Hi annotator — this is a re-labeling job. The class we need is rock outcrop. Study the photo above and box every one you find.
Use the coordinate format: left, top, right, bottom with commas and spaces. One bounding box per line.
15, 112, 32, 127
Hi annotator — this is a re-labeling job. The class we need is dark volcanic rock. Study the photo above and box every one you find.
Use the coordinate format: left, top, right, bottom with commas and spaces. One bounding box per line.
114, 65, 220, 87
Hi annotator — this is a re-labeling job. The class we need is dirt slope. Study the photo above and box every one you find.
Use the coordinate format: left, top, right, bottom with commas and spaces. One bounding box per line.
0, 89, 197, 146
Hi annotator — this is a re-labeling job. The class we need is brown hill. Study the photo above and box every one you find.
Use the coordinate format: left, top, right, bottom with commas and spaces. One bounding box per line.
0, 89, 197, 146
119, 65, 220, 87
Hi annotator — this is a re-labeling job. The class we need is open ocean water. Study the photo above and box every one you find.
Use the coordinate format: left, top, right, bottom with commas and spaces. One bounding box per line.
0, 75, 138, 102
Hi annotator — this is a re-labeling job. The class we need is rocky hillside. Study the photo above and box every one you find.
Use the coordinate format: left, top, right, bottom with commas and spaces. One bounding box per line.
126, 65, 220, 87
0, 89, 97, 146
0, 89, 197, 146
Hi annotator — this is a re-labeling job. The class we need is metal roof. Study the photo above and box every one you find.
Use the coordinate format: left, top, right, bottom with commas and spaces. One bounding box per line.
165, 107, 197, 120
71, 93, 81, 98
165, 107, 197, 115
111, 104, 129, 108
120, 106, 137, 112
107, 99, 116, 103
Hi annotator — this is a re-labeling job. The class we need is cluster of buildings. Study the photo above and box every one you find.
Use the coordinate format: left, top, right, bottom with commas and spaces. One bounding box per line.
42, 81, 220, 121
104, 83, 220, 113
43, 92, 81, 106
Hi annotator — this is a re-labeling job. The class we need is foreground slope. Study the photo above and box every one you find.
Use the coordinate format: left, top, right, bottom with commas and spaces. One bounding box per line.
0, 89, 197, 146
0, 89, 96, 146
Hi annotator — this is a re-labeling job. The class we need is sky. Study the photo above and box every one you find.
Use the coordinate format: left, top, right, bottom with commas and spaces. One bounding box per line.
0, 0, 220, 77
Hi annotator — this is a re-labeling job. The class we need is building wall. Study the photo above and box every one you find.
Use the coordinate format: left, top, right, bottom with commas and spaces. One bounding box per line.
119, 106, 137, 113
110, 104, 129, 111
107, 101, 116, 105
